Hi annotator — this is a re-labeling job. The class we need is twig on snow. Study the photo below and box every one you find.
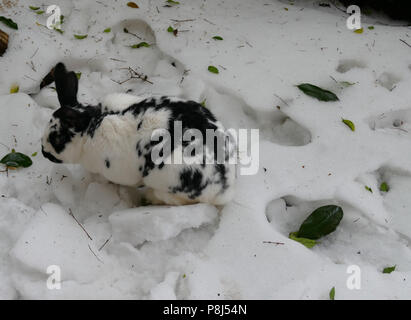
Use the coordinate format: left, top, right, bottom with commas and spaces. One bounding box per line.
98, 235, 112, 251
69, 208, 93, 240
400, 39, 411, 48
263, 241, 285, 246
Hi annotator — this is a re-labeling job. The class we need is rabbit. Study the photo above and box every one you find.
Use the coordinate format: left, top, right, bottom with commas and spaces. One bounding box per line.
41, 63, 236, 205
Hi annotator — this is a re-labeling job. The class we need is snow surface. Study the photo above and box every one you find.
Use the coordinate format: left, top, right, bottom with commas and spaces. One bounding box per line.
1, 0, 411, 299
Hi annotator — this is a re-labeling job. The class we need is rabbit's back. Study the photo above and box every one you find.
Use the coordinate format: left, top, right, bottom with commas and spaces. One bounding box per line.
90, 94, 236, 205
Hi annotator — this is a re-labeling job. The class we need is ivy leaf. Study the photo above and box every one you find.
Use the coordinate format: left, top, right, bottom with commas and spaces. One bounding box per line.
383, 265, 396, 274
31, 152, 38, 157
354, 28, 363, 34
103, 28, 111, 33
10, 84, 19, 94
297, 83, 339, 101
289, 232, 317, 249
297, 205, 343, 240
36, 10, 45, 14
166, 0, 180, 4
1, 151, 33, 168
368, 26, 374, 30
76, 72, 82, 80
131, 41, 150, 48
200, 99, 206, 107
329, 287, 335, 300
212, 36, 223, 40
29, 6, 41, 10
365, 186, 373, 193
208, 65, 219, 74
54, 28, 64, 34
74, 34, 88, 39
342, 119, 355, 131
0, 16, 18, 30
380, 182, 389, 192
127, 2, 139, 8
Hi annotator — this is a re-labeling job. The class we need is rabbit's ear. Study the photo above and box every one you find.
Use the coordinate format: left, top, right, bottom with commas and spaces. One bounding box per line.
54, 62, 78, 108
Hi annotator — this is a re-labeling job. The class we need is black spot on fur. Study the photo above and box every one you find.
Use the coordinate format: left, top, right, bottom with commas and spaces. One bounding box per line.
215, 164, 228, 191
105, 158, 110, 168
171, 168, 208, 199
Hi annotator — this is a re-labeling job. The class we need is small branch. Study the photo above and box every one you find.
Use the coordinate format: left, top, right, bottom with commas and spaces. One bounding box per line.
69, 208, 93, 240
171, 19, 196, 23
274, 93, 289, 107
30, 47, 39, 59
110, 57, 127, 63
115, 67, 153, 85
203, 18, 216, 25
263, 241, 285, 246
88, 244, 103, 263
400, 39, 411, 48
98, 235, 112, 251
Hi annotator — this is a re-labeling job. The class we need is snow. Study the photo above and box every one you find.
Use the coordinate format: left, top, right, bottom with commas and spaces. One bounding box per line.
1, 0, 411, 299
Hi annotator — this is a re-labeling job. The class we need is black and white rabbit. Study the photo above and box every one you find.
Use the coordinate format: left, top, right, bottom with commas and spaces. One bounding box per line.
41, 63, 236, 205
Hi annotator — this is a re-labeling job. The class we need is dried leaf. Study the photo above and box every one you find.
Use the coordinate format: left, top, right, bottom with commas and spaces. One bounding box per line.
127, 2, 139, 8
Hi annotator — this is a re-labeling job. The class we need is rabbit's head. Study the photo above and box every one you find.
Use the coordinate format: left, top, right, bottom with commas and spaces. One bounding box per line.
41, 63, 98, 164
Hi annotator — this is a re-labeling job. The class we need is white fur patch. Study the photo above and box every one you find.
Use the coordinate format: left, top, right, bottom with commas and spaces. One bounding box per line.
102, 93, 148, 112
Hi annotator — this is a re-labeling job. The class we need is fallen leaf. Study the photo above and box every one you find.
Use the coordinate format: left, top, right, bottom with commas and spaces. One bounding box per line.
127, 2, 139, 8
208, 65, 219, 74
74, 34, 88, 39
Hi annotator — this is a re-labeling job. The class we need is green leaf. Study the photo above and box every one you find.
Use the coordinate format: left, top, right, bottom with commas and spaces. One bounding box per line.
383, 265, 396, 274
365, 186, 373, 193
0, 152, 33, 168
380, 182, 389, 192
76, 72, 82, 80
208, 65, 219, 74
10, 84, 19, 94
60, 15, 65, 24
131, 41, 150, 48
354, 28, 363, 34
36, 10, 45, 14
212, 36, 223, 40
31, 152, 38, 157
74, 34, 88, 39
289, 232, 317, 248
329, 287, 335, 300
368, 26, 374, 30
200, 99, 206, 107
166, 0, 180, 4
297, 205, 343, 240
342, 119, 355, 131
0, 16, 18, 30
29, 6, 40, 10
54, 28, 64, 34
103, 28, 111, 33
167, 26, 174, 32
297, 83, 339, 101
